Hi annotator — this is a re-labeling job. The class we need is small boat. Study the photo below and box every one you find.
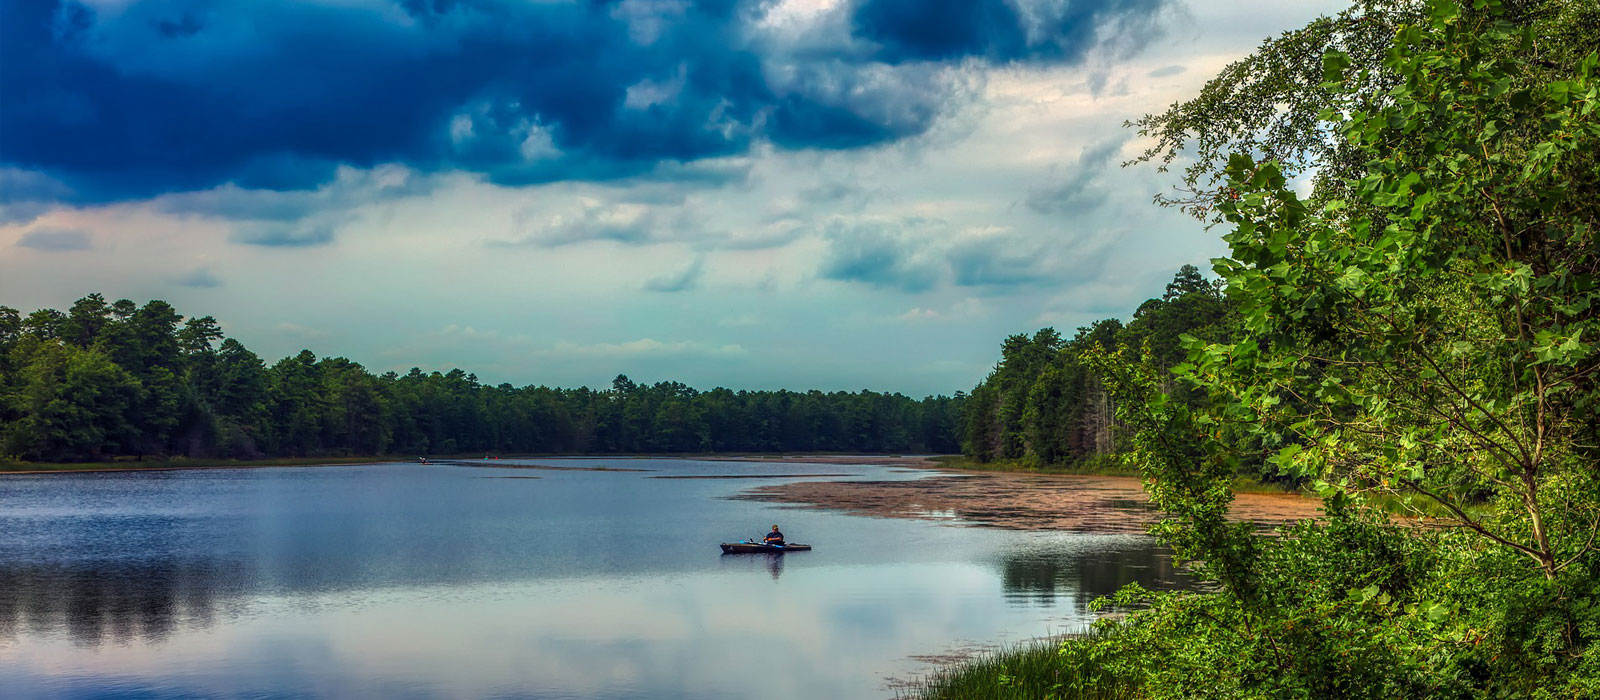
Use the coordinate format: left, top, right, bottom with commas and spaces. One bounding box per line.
720, 541, 811, 554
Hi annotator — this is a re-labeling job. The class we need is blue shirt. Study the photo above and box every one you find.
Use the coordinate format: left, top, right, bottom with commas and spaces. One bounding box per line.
764, 530, 784, 544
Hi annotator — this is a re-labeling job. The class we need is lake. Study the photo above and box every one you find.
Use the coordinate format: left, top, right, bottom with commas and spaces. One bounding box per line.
0, 459, 1188, 699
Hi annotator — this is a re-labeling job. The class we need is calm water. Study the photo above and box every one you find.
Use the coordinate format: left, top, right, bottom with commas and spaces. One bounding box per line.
0, 459, 1186, 699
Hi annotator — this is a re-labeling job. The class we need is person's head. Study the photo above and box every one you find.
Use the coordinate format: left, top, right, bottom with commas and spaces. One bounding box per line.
771, 525, 780, 531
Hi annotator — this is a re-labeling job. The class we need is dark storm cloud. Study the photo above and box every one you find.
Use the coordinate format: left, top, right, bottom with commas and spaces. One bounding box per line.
851, 0, 1028, 62
2, 0, 757, 202
0, 0, 1173, 207
852, 0, 1171, 64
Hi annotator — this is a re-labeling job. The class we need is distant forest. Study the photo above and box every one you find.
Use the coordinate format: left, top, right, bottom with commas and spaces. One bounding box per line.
1, 266, 1219, 464
0, 296, 962, 461
959, 265, 1233, 472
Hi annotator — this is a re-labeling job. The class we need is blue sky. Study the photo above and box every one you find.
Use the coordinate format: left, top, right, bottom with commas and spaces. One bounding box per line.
0, 0, 1341, 396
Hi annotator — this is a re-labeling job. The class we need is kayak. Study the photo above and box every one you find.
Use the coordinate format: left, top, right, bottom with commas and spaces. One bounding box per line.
720, 542, 811, 554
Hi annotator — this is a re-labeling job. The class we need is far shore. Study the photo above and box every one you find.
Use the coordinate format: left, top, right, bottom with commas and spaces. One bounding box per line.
3, 451, 1330, 539
0, 452, 945, 476
0, 456, 394, 475
0, 453, 1325, 534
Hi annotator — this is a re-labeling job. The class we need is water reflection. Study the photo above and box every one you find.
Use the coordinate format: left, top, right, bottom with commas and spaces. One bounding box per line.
995, 537, 1191, 608
717, 552, 790, 580
0, 462, 1203, 700
0, 558, 247, 647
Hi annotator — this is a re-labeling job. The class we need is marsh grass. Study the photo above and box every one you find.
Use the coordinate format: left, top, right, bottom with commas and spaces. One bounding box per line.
904, 632, 1136, 700
1357, 489, 1491, 521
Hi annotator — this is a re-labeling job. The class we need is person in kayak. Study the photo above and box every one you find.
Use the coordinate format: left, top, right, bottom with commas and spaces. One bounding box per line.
763, 525, 785, 545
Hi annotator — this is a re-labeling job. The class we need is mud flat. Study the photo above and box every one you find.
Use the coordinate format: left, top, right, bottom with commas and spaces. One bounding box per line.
735, 472, 1321, 533
704, 455, 941, 467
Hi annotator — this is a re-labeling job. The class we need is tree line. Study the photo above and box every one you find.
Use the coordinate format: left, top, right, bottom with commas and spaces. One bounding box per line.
0, 297, 963, 462
959, 264, 1235, 471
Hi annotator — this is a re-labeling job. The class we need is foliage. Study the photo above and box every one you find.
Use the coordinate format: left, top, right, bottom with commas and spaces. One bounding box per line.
959, 265, 1236, 472
1064, 1, 1600, 698
0, 296, 965, 462
939, 1, 1600, 698
1201, 0, 1600, 581
1129, 0, 1599, 222
909, 629, 1137, 700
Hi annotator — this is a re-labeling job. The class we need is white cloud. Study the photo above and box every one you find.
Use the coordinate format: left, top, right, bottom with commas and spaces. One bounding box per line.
624, 64, 688, 110
893, 297, 985, 323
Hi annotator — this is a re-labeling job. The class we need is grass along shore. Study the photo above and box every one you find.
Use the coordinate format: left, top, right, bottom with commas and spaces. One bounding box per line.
905, 630, 1135, 700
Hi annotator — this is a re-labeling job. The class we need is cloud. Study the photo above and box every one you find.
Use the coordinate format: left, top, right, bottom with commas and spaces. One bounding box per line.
818, 217, 945, 292
496, 192, 801, 251
232, 222, 337, 247
948, 239, 1057, 286
893, 297, 984, 322
853, 0, 1172, 65
819, 216, 1108, 293
1147, 64, 1185, 77
0, 169, 71, 224
0, 200, 54, 226
852, 0, 1028, 63
170, 267, 222, 288
15, 227, 92, 251
3, 0, 761, 201
155, 165, 436, 221
643, 257, 705, 292
1, 0, 1175, 206
895, 307, 942, 321
497, 200, 673, 248
1024, 136, 1127, 215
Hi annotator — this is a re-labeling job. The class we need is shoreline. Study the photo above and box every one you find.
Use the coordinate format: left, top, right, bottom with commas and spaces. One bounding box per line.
0, 458, 394, 476
735, 470, 1323, 533
1, 453, 1322, 535
2, 454, 1322, 529
0, 452, 945, 476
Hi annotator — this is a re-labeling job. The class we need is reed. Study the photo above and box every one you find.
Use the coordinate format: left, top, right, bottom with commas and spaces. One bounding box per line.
905, 631, 1136, 700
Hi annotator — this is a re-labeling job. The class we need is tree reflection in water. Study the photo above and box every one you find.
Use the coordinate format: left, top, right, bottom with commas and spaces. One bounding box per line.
0, 558, 249, 647
995, 536, 1192, 608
